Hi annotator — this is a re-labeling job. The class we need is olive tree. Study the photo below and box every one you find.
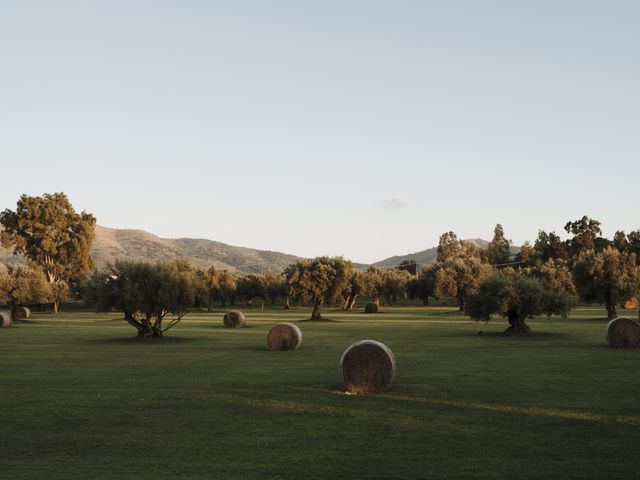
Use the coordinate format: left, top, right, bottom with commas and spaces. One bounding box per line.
85, 260, 196, 338
406, 266, 436, 305
465, 271, 573, 334
285, 256, 352, 320
486, 224, 512, 265
364, 266, 385, 306
236, 274, 268, 308
572, 247, 640, 319
342, 270, 370, 310
0, 264, 51, 320
198, 267, 237, 309
434, 256, 492, 310
382, 268, 412, 304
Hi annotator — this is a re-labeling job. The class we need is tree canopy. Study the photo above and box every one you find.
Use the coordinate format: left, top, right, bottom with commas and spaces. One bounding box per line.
0, 193, 96, 313
572, 247, 640, 319
85, 260, 196, 337
465, 271, 573, 334
285, 256, 352, 320
0, 264, 51, 320
486, 224, 512, 265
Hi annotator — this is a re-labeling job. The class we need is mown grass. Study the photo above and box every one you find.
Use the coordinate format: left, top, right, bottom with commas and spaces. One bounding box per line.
0, 306, 638, 479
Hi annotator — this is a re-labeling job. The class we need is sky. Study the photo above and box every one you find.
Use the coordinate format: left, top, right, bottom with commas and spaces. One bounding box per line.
1, 1, 639, 264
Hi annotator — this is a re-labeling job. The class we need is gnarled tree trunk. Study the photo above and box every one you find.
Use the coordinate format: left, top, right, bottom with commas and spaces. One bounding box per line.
504, 309, 531, 335
124, 313, 163, 338
284, 296, 290, 310
605, 297, 617, 320
310, 299, 322, 320
348, 295, 358, 310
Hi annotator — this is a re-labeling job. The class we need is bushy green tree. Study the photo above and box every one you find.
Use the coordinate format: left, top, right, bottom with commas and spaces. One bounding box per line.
572, 247, 640, 319
533, 230, 569, 262
236, 274, 268, 308
0, 264, 51, 320
198, 267, 237, 309
564, 215, 608, 255
265, 273, 287, 305
434, 256, 492, 310
0, 193, 96, 313
486, 224, 512, 265
85, 260, 196, 337
465, 271, 573, 334
523, 259, 575, 294
363, 266, 385, 306
285, 256, 352, 320
436, 231, 462, 262
342, 271, 370, 310
406, 266, 436, 305
382, 268, 412, 304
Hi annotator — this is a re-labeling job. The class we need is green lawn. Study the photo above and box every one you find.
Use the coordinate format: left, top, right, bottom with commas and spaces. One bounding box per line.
0, 306, 638, 480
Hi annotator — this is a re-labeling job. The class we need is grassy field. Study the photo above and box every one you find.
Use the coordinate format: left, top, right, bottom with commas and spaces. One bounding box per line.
0, 306, 639, 480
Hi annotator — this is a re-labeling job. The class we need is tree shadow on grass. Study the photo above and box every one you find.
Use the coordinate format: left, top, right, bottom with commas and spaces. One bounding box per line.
297, 317, 341, 323
84, 336, 198, 346
435, 330, 572, 341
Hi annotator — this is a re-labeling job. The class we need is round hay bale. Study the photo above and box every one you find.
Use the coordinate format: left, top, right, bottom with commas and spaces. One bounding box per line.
623, 297, 640, 309
0, 312, 12, 328
339, 340, 396, 394
605, 317, 640, 348
364, 302, 379, 314
267, 322, 302, 351
223, 310, 246, 328
15, 307, 30, 319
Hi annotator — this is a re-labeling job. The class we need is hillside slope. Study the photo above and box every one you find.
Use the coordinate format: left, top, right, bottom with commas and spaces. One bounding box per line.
0, 225, 301, 274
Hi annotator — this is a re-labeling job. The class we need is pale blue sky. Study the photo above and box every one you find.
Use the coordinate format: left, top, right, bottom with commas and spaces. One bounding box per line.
1, 1, 638, 263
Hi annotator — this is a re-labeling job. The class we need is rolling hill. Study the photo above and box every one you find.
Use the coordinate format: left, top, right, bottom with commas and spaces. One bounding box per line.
0, 227, 518, 274
0, 225, 301, 274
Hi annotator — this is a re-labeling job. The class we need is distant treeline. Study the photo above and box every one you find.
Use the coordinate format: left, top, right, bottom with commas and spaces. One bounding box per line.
1, 193, 639, 335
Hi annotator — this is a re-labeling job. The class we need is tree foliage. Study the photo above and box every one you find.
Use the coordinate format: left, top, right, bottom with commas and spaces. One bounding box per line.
564, 216, 607, 255
0, 264, 51, 319
486, 224, 512, 265
434, 256, 492, 310
342, 271, 370, 310
436, 231, 462, 262
465, 271, 573, 334
197, 267, 237, 309
382, 268, 412, 304
406, 266, 436, 305
0, 193, 96, 313
285, 256, 352, 320
533, 230, 569, 262
85, 260, 196, 337
572, 247, 640, 319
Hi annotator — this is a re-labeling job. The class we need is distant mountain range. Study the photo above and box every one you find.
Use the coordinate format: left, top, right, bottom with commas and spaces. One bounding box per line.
0, 226, 516, 274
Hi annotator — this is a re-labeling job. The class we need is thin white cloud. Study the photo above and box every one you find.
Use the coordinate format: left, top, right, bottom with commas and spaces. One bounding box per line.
382, 198, 407, 210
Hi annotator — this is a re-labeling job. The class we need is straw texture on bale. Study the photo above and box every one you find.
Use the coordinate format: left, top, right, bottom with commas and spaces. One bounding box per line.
266, 323, 302, 351
0, 312, 12, 328
605, 317, 640, 348
223, 310, 246, 328
623, 297, 640, 309
364, 302, 379, 314
15, 307, 30, 319
340, 340, 396, 394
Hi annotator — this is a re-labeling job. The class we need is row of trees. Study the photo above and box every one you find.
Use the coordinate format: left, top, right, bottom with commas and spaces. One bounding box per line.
1, 192, 639, 335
